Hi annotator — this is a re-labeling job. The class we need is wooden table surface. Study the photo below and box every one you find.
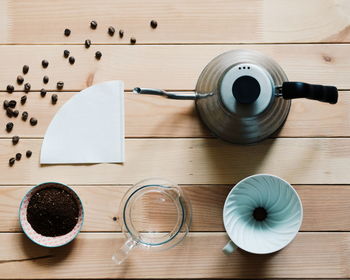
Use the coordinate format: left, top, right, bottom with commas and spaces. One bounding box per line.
1, 0, 350, 278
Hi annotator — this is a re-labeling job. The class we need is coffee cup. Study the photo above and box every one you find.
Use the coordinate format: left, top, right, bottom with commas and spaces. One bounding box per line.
223, 174, 303, 254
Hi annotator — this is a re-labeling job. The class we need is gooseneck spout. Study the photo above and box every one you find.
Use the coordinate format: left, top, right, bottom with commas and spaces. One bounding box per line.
133, 87, 201, 100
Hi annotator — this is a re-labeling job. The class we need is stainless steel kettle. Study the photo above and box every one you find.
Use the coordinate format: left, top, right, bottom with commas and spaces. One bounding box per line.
134, 49, 338, 144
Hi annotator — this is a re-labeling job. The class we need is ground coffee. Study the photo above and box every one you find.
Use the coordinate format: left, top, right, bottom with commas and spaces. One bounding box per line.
27, 185, 79, 237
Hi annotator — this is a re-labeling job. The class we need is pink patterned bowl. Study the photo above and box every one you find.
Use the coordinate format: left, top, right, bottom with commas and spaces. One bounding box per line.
19, 182, 84, 248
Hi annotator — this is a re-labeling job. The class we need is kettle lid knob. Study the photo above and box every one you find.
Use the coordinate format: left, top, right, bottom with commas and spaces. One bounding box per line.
232, 75, 261, 104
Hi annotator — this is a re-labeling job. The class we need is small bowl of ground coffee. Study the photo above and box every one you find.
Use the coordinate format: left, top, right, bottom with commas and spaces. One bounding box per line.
19, 182, 84, 247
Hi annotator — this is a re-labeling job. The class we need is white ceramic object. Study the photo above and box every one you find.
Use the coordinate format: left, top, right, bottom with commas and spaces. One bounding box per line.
223, 174, 303, 254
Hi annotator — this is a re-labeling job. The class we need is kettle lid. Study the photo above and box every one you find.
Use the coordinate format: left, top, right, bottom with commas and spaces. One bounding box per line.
219, 63, 275, 117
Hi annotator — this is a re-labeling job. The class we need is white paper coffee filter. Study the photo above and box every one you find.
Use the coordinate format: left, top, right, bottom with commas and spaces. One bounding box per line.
40, 80, 124, 164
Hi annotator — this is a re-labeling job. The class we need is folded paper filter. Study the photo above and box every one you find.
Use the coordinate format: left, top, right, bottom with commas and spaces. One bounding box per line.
40, 80, 124, 164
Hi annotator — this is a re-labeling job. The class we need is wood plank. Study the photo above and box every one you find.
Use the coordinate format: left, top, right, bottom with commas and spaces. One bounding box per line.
0, 232, 349, 279
2, 0, 350, 44
1, 185, 350, 232
0, 138, 350, 185
0, 91, 348, 138
0, 44, 349, 91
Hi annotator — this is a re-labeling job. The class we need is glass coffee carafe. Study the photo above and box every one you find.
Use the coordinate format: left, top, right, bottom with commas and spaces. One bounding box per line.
112, 178, 192, 264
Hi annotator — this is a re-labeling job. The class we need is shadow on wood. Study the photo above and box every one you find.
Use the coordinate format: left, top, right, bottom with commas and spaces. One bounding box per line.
20, 233, 74, 266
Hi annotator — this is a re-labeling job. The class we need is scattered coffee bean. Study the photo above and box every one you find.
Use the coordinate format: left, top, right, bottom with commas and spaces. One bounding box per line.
3, 100, 9, 109
13, 110, 19, 118
150, 20, 158, 29
16, 153, 22, 161
85, 39, 91, 48
26, 150, 32, 158
9, 100, 16, 108
56, 81, 64, 90
64, 28, 71, 36
63, 49, 70, 58
9, 157, 15, 166
6, 85, 14, 93
17, 75, 24, 85
112, 217, 117, 221
69, 56, 75, 65
42, 59, 49, 68
51, 94, 58, 104
43, 75, 49, 84
6, 122, 13, 132
130, 37, 136, 44
21, 95, 27, 105
40, 88, 47, 97
12, 136, 19, 145
23, 65, 29, 74
6, 108, 13, 118
30, 117, 38, 126
108, 26, 115, 36
90, 20, 97, 29
22, 111, 28, 121
24, 83, 31, 93
119, 29, 124, 38
95, 51, 102, 60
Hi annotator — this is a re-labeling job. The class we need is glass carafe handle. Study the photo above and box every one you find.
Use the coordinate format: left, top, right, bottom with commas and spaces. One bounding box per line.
112, 238, 137, 265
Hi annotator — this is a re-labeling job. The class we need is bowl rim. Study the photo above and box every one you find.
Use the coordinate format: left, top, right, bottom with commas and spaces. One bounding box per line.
223, 174, 303, 254
19, 181, 84, 248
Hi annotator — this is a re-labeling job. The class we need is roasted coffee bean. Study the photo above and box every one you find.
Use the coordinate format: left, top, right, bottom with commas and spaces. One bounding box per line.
26, 150, 32, 158
22, 111, 28, 121
63, 49, 70, 58
56, 81, 64, 90
130, 37, 136, 44
3, 100, 9, 109
69, 56, 75, 65
90, 20, 97, 29
12, 136, 19, 145
85, 39, 91, 48
21, 95, 27, 105
95, 51, 102, 60
119, 29, 124, 38
6, 108, 13, 118
43, 75, 49, 84
6, 122, 13, 132
51, 94, 58, 104
30, 117, 38, 126
13, 110, 19, 118
42, 59, 49, 68
150, 20, 158, 29
15, 153, 22, 161
17, 75, 24, 85
6, 85, 14, 93
22, 65, 29, 74
9, 100, 16, 108
108, 26, 115, 36
9, 157, 15, 166
64, 28, 71, 36
40, 88, 47, 97
24, 83, 31, 93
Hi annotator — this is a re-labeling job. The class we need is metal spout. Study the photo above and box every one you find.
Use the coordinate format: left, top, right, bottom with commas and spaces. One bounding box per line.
133, 87, 198, 100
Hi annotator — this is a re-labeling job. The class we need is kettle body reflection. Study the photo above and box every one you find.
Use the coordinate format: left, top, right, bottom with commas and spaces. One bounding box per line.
134, 49, 338, 144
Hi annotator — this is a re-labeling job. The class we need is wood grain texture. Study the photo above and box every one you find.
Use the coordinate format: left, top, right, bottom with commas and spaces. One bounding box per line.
0, 91, 347, 138
0, 232, 349, 279
0, 138, 350, 185
2, 0, 350, 44
0, 44, 348, 91
1, 185, 350, 232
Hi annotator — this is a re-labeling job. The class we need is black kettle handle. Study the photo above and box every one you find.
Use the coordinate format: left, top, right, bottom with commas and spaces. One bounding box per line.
281, 82, 338, 104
